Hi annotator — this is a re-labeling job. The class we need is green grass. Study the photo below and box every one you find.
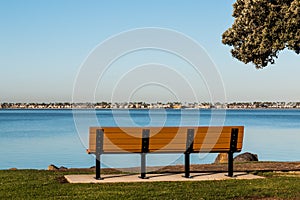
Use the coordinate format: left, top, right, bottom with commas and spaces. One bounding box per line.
0, 170, 299, 200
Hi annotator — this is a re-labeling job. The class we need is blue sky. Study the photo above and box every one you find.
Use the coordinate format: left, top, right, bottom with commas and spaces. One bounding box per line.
1, 0, 299, 103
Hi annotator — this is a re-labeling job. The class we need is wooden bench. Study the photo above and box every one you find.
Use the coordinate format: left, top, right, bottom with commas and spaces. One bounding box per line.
88, 126, 244, 179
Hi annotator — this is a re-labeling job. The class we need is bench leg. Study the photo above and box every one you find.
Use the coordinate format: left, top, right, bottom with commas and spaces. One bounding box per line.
95, 153, 103, 180
228, 152, 234, 177
139, 153, 148, 179
184, 153, 192, 178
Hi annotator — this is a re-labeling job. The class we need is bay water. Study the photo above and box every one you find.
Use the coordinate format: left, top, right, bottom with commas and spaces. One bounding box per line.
0, 109, 299, 169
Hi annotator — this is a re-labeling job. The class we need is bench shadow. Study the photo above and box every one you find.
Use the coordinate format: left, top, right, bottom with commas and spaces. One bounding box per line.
97, 172, 250, 180
146, 172, 179, 179
189, 172, 218, 178
101, 173, 137, 179
147, 172, 219, 179
97, 172, 181, 180
232, 172, 248, 177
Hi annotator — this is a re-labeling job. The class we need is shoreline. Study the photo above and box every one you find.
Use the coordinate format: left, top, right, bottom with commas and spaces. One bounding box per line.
4, 161, 300, 173
2, 108, 300, 110
1, 101, 300, 109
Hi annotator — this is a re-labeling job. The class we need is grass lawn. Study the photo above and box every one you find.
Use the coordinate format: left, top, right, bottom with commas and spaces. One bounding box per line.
0, 170, 299, 200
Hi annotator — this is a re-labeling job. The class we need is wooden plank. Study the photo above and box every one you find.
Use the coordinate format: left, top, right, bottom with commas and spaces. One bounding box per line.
91, 143, 243, 153
194, 134, 243, 140
104, 133, 141, 140
149, 133, 186, 139
88, 128, 98, 153
194, 142, 243, 152
149, 138, 187, 144
193, 132, 243, 140
194, 126, 244, 133
194, 137, 231, 144
148, 138, 241, 146
236, 143, 243, 150
103, 141, 142, 152
148, 127, 188, 135
195, 126, 244, 135
103, 127, 143, 132
103, 149, 142, 153
149, 149, 186, 153
149, 143, 186, 151
103, 144, 142, 149
103, 138, 142, 145
193, 148, 232, 153
92, 136, 127, 144
100, 134, 141, 139
103, 128, 143, 135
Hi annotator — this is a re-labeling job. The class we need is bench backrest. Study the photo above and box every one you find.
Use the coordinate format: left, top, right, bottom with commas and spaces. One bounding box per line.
89, 126, 244, 154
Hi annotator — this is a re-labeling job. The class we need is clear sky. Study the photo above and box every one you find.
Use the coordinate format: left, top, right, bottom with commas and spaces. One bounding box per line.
1, 0, 299, 103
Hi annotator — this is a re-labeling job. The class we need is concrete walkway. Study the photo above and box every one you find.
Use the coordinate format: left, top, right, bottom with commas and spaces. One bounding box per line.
65, 172, 264, 183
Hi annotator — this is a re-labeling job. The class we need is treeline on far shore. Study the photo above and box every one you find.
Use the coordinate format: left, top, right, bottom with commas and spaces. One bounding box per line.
1, 101, 300, 109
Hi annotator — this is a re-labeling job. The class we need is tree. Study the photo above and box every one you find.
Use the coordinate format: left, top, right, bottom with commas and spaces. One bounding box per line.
222, 0, 300, 68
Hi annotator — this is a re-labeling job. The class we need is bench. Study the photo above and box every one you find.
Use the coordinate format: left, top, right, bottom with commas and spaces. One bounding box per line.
87, 126, 244, 179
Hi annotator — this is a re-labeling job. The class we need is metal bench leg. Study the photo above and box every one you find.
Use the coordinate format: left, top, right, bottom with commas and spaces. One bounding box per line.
139, 153, 148, 179
228, 152, 234, 177
95, 129, 104, 180
95, 153, 103, 180
228, 128, 238, 177
184, 153, 192, 178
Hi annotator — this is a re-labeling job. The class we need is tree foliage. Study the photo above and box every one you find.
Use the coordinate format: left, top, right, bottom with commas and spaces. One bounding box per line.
222, 0, 300, 68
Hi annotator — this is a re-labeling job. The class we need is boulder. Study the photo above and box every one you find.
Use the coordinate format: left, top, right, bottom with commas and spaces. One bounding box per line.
234, 152, 258, 162
59, 166, 68, 171
214, 153, 228, 164
48, 164, 59, 171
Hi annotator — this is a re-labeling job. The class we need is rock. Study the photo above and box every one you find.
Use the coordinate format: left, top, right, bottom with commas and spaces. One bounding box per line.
48, 164, 59, 171
214, 152, 259, 164
214, 153, 228, 164
9, 168, 17, 170
59, 166, 68, 171
234, 152, 258, 162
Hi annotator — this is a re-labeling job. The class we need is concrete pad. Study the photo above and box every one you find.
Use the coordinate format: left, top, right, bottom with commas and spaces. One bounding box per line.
65, 172, 264, 183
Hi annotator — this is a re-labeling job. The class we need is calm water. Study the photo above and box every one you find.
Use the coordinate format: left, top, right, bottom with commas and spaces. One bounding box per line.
0, 109, 299, 169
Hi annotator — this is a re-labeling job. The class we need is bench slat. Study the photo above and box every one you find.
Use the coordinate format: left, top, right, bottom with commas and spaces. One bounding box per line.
89, 143, 244, 153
